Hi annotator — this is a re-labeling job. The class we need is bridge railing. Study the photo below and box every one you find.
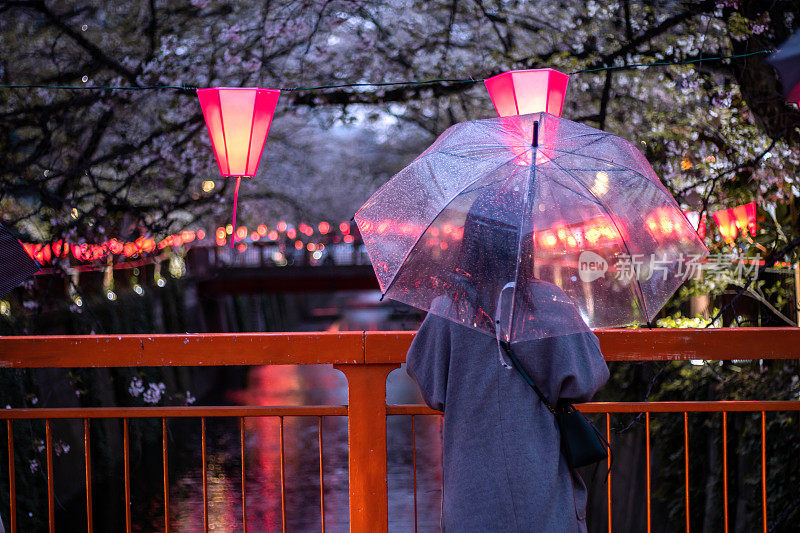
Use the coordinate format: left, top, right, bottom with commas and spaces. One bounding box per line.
1, 328, 800, 532
192, 242, 370, 269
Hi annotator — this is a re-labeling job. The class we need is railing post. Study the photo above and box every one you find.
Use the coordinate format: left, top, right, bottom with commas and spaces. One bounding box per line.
334, 363, 399, 533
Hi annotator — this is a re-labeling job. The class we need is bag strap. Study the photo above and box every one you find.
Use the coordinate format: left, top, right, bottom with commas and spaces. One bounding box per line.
500, 340, 614, 481
499, 340, 556, 414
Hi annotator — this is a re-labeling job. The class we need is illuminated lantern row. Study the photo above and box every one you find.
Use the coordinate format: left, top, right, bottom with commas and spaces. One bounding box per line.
214, 221, 356, 247
359, 219, 424, 237
22, 230, 205, 265
422, 224, 465, 251
362, 216, 622, 253
536, 217, 623, 250
712, 202, 757, 243
197, 88, 280, 248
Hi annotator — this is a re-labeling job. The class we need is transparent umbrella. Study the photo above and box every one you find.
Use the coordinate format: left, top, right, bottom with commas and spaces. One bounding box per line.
355, 112, 708, 342
0, 223, 39, 298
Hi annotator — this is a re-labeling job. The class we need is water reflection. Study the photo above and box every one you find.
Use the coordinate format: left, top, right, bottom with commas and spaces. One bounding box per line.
148, 290, 438, 532
159, 364, 443, 532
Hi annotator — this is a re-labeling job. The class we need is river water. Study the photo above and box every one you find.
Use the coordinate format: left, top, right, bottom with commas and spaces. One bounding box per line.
152, 290, 443, 532
152, 366, 442, 532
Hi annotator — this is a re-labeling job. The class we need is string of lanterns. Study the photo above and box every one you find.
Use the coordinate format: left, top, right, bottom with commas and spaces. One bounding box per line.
20, 220, 360, 268
2, 48, 795, 321
2, 51, 791, 255
7, 59, 794, 288
18, 199, 759, 271
3, 219, 361, 315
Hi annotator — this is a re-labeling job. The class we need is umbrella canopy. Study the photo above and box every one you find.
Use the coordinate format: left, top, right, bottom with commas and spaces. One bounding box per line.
768, 30, 800, 103
0, 224, 39, 298
355, 112, 708, 343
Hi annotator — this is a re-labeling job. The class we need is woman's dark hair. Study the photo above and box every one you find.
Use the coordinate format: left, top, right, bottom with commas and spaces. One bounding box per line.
455, 187, 522, 319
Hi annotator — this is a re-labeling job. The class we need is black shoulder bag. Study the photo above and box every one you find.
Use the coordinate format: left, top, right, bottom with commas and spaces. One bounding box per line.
500, 341, 612, 471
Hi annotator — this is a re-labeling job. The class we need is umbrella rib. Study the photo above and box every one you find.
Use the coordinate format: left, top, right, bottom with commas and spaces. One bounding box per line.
468, 120, 536, 151
379, 157, 521, 300
472, 116, 545, 148
549, 132, 612, 153
425, 158, 447, 202
546, 157, 652, 323
548, 146, 687, 212
547, 147, 661, 189
354, 140, 512, 219
540, 168, 600, 204
436, 147, 519, 160
544, 132, 608, 146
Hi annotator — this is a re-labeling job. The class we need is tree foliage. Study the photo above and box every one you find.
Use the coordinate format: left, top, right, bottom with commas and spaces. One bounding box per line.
0, 0, 798, 246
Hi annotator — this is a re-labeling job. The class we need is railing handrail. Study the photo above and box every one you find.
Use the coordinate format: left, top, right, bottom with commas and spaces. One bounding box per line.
0, 405, 348, 419
386, 400, 800, 415
1, 327, 799, 367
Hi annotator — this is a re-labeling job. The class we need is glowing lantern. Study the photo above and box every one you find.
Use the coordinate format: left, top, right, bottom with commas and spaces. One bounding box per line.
712, 202, 757, 243
484, 68, 569, 117
216, 227, 227, 240
107, 239, 124, 255
197, 87, 280, 248
712, 208, 738, 243
299, 223, 314, 237
51, 240, 69, 259
733, 202, 757, 237
123, 242, 138, 257
484, 69, 569, 166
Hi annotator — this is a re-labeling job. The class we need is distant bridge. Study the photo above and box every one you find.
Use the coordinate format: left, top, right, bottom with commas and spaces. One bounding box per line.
188, 243, 380, 294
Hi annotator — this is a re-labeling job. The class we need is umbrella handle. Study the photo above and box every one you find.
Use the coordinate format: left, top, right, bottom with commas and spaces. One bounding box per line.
495, 282, 517, 369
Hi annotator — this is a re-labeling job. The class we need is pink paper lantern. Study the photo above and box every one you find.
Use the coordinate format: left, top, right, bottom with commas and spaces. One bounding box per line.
197, 87, 280, 248
712, 208, 737, 243
197, 88, 280, 177
712, 202, 757, 243
732, 202, 757, 237
484, 68, 569, 117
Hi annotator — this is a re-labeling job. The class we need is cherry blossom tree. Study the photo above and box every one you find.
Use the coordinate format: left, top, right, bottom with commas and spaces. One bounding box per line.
1, 0, 797, 245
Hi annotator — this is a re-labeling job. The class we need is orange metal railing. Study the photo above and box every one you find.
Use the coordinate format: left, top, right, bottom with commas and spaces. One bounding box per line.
1, 328, 800, 532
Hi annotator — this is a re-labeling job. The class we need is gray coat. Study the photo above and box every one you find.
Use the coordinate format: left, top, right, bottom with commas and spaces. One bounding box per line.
406, 314, 609, 532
